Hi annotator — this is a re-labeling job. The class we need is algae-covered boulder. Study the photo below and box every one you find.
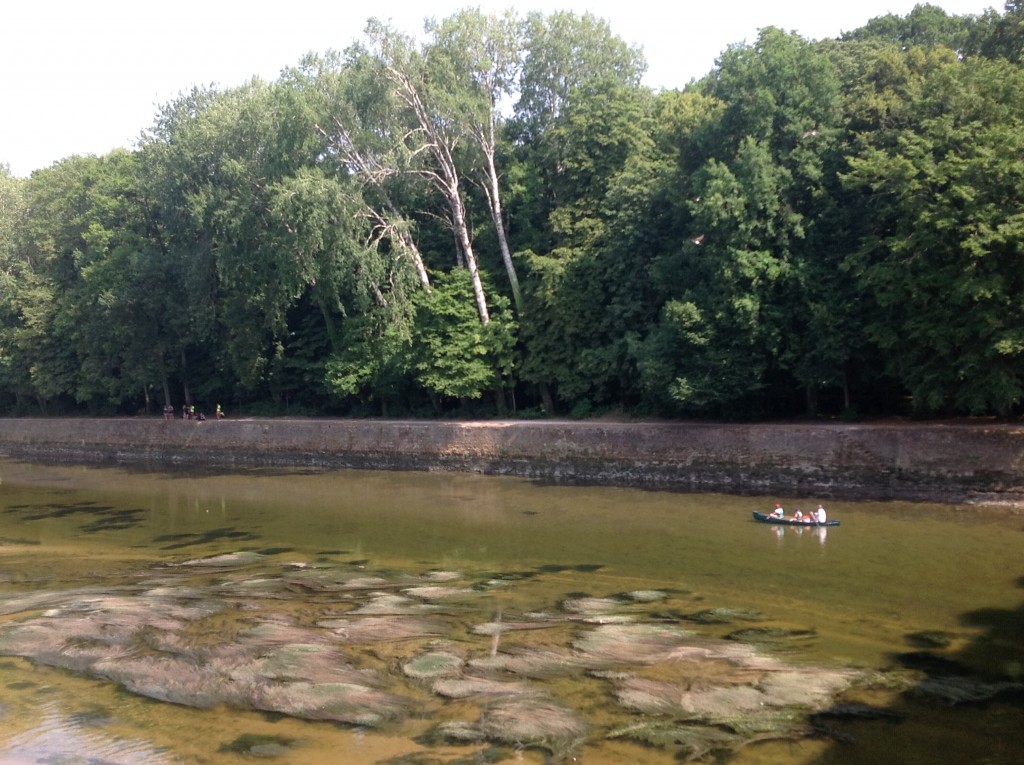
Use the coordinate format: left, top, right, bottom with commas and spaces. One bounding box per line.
431, 677, 532, 699
237, 643, 366, 684
403, 651, 464, 680
174, 551, 267, 568
479, 696, 589, 762
429, 695, 588, 762
683, 607, 766, 624
608, 721, 747, 761
319, 615, 447, 643
468, 646, 587, 678
257, 681, 411, 726
572, 623, 698, 664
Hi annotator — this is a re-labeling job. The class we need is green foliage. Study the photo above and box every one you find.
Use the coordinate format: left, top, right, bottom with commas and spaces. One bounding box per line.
411, 270, 516, 403
3, 4, 1024, 420
843, 56, 1024, 416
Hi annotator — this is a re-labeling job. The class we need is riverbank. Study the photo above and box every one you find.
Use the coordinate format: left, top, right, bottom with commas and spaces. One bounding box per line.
1, 416, 1023, 504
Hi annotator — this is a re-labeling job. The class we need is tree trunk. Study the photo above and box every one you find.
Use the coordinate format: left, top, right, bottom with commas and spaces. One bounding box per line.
480, 132, 523, 313
384, 202, 431, 289
391, 66, 490, 325
159, 351, 172, 408
540, 383, 555, 417
450, 191, 490, 325
180, 348, 192, 407
805, 383, 819, 418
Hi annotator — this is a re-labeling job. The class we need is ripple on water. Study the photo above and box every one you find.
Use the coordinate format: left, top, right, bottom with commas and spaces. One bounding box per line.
0, 702, 174, 765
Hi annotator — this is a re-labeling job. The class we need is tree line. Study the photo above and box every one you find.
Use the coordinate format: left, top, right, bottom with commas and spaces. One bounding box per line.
2, 3, 1023, 421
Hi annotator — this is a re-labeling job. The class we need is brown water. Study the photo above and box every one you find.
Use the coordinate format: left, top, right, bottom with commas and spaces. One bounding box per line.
0, 459, 1021, 764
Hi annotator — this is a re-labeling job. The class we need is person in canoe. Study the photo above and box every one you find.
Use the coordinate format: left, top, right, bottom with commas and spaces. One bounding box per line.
770, 504, 784, 518
814, 505, 827, 523
792, 508, 804, 522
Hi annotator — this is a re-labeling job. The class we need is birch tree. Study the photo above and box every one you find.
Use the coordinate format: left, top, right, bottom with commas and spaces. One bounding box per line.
426, 8, 524, 311
285, 51, 432, 290
362, 19, 491, 325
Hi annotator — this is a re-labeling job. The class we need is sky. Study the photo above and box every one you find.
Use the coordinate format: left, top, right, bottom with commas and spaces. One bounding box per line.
1, 1, 999, 178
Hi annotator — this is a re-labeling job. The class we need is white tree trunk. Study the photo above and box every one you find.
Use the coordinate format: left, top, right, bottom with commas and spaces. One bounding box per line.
481, 136, 522, 312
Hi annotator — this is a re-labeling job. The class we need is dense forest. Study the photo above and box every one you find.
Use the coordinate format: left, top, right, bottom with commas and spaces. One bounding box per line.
1, 3, 1023, 421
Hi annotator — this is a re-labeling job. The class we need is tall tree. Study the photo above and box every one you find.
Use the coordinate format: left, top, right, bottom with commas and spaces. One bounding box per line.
843, 56, 1024, 416
426, 8, 525, 311
286, 51, 433, 290
362, 19, 492, 325
510, 11, 646, 253
0, 166, 35, 408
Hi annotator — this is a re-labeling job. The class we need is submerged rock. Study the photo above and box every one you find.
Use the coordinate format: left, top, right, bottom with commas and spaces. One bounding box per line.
608, 721, 747, 761
478, 696, 589, 762
468, 647, 587, 678
237, 643, 366, 684
812, 703, 904, 720
904, 630, 954, 649
621, 589, 670, 602
560, 596, 625, 615
572, 623, 698, 664
725, 626, 817, 645
431, 677, 532, 699
470, 618, 559, 636
219, 733, 302, 758
428, 695, 587, 762
347, 593, 438, 616
908, 675, 1024, 705
402, 585, 478, 601
92, 653, 237, 708
403, 651, 464, 680
174, 551, 267, 568
257, 681, 410, 726
683, 607, 766, 624
319, 615, 447, 643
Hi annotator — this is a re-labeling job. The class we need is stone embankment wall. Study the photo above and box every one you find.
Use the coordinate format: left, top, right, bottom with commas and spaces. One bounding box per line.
1, 417, 1023, 503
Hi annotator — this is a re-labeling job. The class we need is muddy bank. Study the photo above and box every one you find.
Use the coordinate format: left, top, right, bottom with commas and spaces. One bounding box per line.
1, 417, 1023, 504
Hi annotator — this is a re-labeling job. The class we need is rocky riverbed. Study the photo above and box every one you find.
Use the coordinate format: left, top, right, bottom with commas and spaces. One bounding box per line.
0, 550, 921, 763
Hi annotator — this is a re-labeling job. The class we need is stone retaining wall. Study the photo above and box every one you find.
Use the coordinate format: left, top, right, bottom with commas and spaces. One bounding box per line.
1, 417, 1023, 503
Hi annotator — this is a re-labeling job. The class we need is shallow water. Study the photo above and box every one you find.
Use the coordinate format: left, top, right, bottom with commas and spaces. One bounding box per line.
0, 459, 1021, 764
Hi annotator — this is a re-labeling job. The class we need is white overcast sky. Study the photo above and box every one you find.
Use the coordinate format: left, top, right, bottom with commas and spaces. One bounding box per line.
1, 1, 998, 177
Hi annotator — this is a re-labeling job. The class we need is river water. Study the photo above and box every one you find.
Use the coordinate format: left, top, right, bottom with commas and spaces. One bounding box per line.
0, 459, 1021, 764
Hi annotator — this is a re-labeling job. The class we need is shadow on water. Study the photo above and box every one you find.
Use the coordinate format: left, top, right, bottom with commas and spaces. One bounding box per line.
811, 575, 1024, 765
152, 527, 262, 550
5, 501, 149, 533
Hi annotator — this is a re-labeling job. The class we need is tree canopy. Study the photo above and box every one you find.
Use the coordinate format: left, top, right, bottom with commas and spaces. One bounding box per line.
3, 4, 1024, 421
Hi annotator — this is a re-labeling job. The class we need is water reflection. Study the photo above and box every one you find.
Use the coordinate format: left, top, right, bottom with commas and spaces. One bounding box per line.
766, 524, 828, 546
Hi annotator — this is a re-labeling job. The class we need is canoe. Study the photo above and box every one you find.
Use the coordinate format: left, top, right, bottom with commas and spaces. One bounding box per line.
752, 511, 840, 527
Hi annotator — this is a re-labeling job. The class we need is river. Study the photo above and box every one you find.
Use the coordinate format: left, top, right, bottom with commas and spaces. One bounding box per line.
0, 459, 1020, 764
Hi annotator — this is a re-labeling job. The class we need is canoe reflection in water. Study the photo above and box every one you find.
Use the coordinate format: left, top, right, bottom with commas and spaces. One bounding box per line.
770, 524, 828, 545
